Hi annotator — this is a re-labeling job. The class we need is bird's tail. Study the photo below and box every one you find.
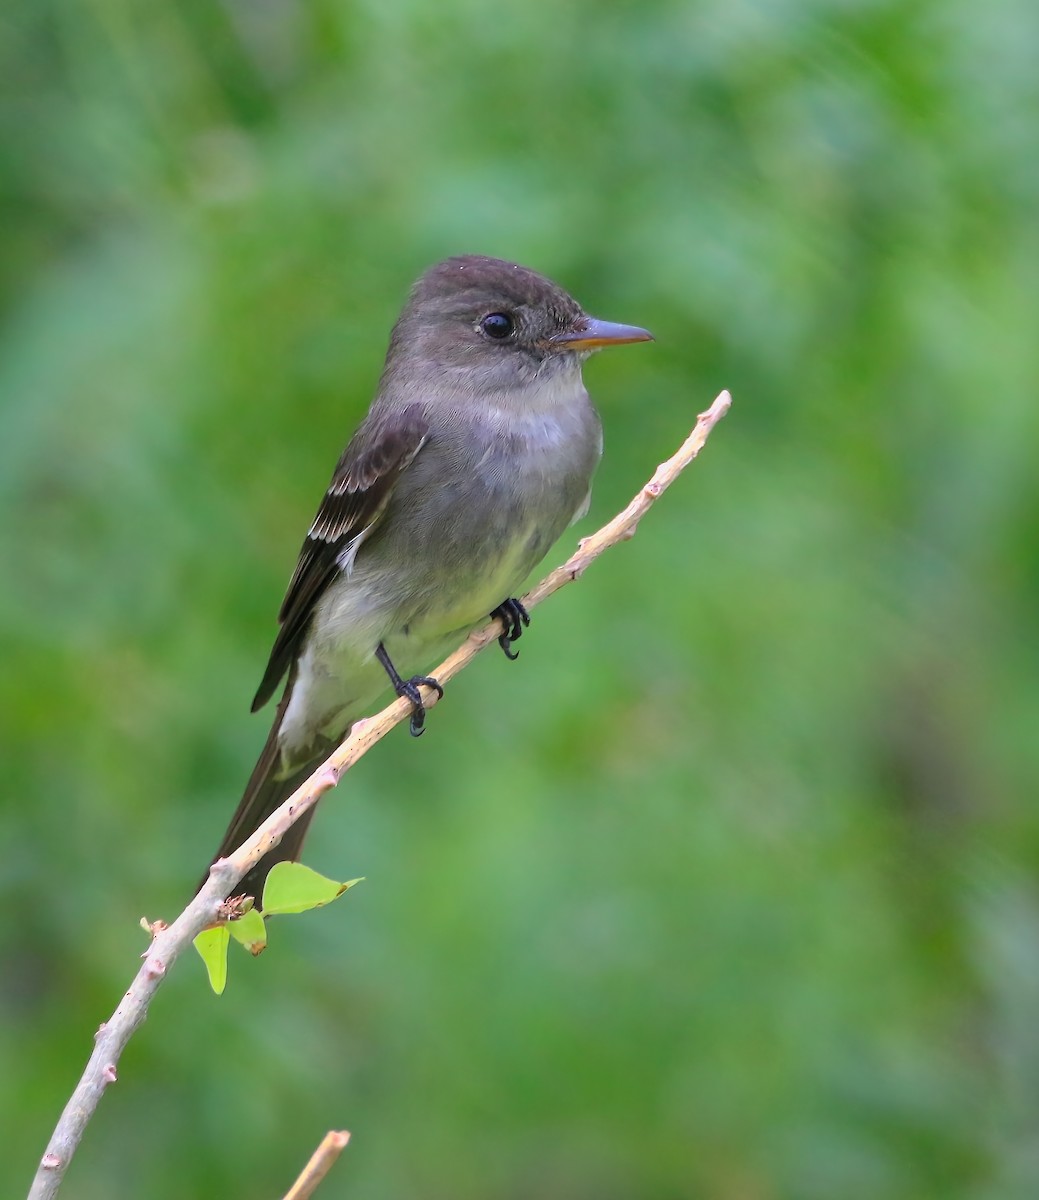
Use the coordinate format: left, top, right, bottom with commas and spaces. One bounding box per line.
200, 684, 328, 903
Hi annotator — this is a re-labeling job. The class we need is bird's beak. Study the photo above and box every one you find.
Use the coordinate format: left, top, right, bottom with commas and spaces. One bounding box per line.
550, 317, 654, 352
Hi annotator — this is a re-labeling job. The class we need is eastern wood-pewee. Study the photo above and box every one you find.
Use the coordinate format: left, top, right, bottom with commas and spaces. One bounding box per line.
205, 255, 652, 898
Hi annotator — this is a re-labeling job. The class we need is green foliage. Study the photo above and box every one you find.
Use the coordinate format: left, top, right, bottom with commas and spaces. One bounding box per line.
194, 866, 360, 991
261, 863, 362, 916
194, 926, 230, 996
226, 907, 266, 956
2, 0, 1038, 1197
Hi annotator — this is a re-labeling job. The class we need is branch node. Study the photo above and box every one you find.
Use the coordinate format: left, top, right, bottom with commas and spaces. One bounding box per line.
144, 957, 166, 979
139, 916, 167, 939
220, 894, 253, 923
101, 1064, 118, 1085
317, 766, 340, 791
40, 1156, 61, 1172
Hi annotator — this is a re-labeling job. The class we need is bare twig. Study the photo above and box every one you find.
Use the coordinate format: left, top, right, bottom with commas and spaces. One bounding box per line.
26, 391, 730, 1200
282, 1130, 351, 1200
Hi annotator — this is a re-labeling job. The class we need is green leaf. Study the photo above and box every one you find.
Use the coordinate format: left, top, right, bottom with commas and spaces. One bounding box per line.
193, 926, 230, 994
260, 862, 363, 915
228, 906, 268, 956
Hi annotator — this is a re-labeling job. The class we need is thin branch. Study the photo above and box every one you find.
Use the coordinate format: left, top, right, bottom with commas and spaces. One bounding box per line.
26, 390, 731, 1200
282, 1130, 351, 1200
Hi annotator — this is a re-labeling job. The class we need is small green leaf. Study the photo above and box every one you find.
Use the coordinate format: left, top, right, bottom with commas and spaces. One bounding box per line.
228, 906, 268, 956
194, 926, 230, 994
261, 862, 363, 915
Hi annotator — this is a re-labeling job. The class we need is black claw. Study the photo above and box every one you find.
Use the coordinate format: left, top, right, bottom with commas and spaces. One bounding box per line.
491, 598, 531, 661
375, 643, 444, 736
400, 675, 444, 736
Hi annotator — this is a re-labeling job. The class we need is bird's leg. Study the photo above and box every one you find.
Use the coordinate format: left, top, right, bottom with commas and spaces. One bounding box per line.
490, 598, 531, 661
375, 642, 444, 737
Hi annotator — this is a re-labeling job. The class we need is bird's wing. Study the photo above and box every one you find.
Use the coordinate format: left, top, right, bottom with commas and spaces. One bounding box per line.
251, 403, 429, 712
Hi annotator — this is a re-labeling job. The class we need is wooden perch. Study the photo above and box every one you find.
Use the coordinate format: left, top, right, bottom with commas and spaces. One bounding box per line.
26, 390, 731, 1200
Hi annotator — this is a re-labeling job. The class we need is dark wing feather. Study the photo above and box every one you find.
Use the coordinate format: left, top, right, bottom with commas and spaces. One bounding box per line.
250, 404, 429, 712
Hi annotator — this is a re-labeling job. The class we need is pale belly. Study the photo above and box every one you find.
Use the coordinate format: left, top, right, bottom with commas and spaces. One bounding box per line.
277, 516, 543, 764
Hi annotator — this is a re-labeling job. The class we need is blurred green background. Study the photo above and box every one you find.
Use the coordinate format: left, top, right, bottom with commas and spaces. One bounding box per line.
3, 0, 1038, 1196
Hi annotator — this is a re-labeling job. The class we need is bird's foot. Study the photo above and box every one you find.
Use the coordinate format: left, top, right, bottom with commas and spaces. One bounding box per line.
491, 598, 531, 661
375, 643, 444, 736
399, 674, 444, 736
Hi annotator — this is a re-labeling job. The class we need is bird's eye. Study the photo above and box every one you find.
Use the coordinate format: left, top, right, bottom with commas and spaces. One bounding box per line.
479, 312, 515, 340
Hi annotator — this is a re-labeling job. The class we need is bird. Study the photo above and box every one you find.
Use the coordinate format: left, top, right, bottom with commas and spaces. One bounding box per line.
203, 254, 653, 901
